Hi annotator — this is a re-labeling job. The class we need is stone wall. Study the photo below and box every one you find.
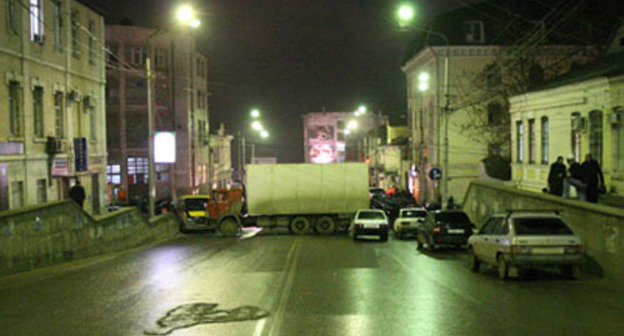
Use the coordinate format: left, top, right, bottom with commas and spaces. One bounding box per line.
463, 181, 624, 283
0, 201, 180, 276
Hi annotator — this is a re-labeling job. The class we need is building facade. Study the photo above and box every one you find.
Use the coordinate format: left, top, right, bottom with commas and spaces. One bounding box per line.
0, 0, 107, 213
510, 50, 624, 196
209, 125, 233, 189
105, 25, 210, 204
401, 1, 619, 204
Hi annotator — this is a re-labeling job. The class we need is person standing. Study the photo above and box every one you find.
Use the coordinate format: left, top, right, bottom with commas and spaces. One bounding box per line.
563, 155, 586, 201
581, 153, 605, 203
68, 179, 86, 208
547, 156, 566, 196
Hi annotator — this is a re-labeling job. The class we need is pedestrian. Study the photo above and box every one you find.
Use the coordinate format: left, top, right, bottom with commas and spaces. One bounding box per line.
447, 196, 455, 210
563, 155, 586, 201
581, 153, 605, 203
68, 179, 86, 208
547, 156, 566, 196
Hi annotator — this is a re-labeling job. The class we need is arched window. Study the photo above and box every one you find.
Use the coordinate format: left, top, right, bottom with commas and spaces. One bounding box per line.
589, 110, 603, 164
571, 112, 582, 161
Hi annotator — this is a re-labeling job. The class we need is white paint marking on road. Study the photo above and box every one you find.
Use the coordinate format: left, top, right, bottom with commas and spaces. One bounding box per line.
266, 236, 302, 336
252, 317, 267, 336
239, 227, 264, 240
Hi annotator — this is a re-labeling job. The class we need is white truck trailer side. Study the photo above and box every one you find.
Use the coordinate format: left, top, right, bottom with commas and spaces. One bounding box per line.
244, 163, 369, 234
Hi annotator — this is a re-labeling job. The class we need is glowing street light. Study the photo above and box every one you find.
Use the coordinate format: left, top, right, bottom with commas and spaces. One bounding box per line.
397, 4, 415, 26
251, 121, 263, 131
251, 109, 260, 118
176, 5, 196, 24
418, 71, 429, 92
189, 19, 201, 28
344, 128, 351, 135
347, 120, 358, 130
357, 105, 367, 114
260, 130, 269, 138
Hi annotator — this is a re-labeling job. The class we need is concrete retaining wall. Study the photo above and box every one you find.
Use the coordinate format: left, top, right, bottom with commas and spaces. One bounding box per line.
0, 201, 180, 276
463, 181, 624, 283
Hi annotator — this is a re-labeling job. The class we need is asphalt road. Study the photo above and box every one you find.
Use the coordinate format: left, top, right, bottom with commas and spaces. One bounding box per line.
1, 229, 622, 336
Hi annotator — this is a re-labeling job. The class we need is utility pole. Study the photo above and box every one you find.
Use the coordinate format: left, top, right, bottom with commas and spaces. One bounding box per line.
146, 42, 155, 217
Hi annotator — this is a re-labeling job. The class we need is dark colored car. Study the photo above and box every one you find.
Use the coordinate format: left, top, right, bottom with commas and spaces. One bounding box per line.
416, 210, 475, 250
370, 192, 416, 223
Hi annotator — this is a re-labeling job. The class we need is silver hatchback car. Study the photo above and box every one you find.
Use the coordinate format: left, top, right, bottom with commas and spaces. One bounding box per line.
468, 210, 584, 280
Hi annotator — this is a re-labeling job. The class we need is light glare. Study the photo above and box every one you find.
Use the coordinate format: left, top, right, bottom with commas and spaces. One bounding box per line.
397, 4, 415, 22
419, 72, 429, 83
347, 120, 358, 130
251, 109, 260, 118
189, 19, 201, 28
260, 130, 269, 138
176, 5, 195, 23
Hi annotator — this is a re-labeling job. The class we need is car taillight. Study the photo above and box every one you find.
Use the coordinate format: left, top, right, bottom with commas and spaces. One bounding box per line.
565, 245, 585, 254
510, 245, 532, 255
432, 225, 441, 234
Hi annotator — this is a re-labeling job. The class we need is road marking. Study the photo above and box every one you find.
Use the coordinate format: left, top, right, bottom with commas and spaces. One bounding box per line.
266, 236, 302, 336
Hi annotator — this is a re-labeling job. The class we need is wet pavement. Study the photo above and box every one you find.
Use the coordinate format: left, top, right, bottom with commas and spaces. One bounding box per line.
1, 229, 623, 336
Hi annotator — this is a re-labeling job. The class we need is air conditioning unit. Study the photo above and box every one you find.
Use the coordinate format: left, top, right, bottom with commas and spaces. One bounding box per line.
45, 137, 64, 154
608, 111, 623, 126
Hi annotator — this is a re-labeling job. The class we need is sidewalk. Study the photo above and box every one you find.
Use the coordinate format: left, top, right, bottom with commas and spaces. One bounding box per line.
599, 193, 624, 209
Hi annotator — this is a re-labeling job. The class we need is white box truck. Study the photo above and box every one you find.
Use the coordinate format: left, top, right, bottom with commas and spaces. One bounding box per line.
240, 162, 369, 234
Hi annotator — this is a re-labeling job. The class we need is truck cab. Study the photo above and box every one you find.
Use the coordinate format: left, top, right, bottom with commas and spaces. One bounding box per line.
177, 189, 244, 235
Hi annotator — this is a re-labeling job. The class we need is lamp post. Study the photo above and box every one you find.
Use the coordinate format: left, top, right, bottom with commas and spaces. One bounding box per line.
145, 6, 201, 216
397, 3, 451, 205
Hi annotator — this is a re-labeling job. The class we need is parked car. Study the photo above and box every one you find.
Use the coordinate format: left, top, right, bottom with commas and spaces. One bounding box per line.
349, 209, 389, 242
416, 210, 474, 250
393, 207, 427, 239
369, 187, 385, 199
468, 211, 584, 280
370, 192, 415, 222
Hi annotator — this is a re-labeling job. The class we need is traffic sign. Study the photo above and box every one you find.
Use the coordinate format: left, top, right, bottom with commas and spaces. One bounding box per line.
428, 167, 442, 181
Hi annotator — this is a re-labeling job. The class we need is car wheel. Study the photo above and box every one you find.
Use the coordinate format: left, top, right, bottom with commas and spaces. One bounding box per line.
219, 218, 239, 237
416, 241, 424, 250
179, 220, 189, 234
561, 265, 580, 280
314, 216, 336, 235
352, 232, 358, 241
497, 254, 509, 280
290, 216, 310, 235
469, 249, 481, 272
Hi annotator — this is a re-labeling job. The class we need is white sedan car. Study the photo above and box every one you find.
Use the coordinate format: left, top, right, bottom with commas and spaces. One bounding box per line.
393, 207, 427, 239
468, 211, 584, 280
349, 209, 389, 242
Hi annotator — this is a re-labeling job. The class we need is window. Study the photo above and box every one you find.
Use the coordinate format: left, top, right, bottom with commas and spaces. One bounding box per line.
5, 0, 20, 34
128, 46, 146, 65
127, 157, 148, 184
337, 121, 345, 129
106, 43, 119, 66
30, 0, 44, 43
11, 181, 24, 208
33, 86, 44, 138
53, 1, 62, 50
88, 20, 96, 64
36, 179, 47, 203
541, 117, 549, 164
589, 110, 603, 165
493, 218, 509, 235
54, 92, 64, 137
89, 104, 96, 140
571, 112, 582, 161
71, 11, 80, 57
155, 48, 168, 69
107, 164, 121, 184
462, 21, 484, 44
516, 121, 524, 163
434, 211, 470, 223
513, 217, 573, 235
9, 81, 22, 137
528, 119, 535, 163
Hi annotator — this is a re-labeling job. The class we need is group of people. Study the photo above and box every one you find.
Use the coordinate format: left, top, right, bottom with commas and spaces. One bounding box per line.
547, 153, 605, 203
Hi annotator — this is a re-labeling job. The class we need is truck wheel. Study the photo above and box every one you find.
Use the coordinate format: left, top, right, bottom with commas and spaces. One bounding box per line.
314, 216, 335, 235
219, 218, 239, 237
290, 216, 310, 235
561, 265, 580, 280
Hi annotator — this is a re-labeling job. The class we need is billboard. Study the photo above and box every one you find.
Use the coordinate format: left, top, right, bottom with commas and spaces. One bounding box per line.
154, 132, 176, 163
308, 125, 336, 164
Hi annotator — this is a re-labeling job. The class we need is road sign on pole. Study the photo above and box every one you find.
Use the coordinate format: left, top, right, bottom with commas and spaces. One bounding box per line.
428, 167, 442, 181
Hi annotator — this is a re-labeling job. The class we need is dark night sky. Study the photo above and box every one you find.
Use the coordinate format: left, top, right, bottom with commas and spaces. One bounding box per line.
91, 0, 463, 163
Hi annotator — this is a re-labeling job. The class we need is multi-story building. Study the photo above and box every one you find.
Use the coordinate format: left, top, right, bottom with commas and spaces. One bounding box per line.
0, 0, 107, 213
105, 24, 210, 203
209, 124, 234, 189
401, 1, 620, 204
510, 27, 624, 197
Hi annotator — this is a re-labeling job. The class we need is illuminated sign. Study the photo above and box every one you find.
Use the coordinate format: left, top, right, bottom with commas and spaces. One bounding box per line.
154, 132, 176, 163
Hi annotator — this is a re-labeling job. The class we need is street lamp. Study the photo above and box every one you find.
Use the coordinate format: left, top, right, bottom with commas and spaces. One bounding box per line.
397, 4, 415, 27
250, 109, 260, 119
251, 121, 263, 131
145, 6, 200, 216
397, 5, 451, 205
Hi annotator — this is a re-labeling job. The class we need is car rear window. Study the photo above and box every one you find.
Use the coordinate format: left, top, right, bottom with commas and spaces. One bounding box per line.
358, 211, 385, 220
403, 210, 427, 218
513, 217, 573, 235
435, 212, 470, 223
